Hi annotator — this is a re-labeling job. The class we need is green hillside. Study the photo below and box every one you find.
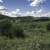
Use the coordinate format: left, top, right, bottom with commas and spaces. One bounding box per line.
0, 14, 50, 50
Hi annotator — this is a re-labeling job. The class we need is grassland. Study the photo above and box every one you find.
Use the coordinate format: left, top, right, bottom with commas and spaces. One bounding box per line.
0, 15, 50, 50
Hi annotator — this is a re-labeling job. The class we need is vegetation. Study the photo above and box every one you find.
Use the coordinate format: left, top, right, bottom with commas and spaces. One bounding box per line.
46, 23, 50, 31
0, 14, 50, 50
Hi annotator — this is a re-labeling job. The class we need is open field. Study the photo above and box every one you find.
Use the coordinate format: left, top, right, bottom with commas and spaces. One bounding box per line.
0, 15, 50, 50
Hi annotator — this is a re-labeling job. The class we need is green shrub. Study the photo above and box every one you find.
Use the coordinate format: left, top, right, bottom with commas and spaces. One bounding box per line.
0, 21, 25, 38
14, 25, 25, 38
1, 21, 12, 38
46, 23, 50, 31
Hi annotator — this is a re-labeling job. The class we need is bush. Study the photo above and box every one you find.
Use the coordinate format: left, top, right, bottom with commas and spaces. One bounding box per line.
46, 23, 50, 31
1, 21, 12, 38
0, 21, 25, 38
15, 26, 25, 38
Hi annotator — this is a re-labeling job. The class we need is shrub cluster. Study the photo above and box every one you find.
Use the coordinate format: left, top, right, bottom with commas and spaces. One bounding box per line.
0, 21, 25, 38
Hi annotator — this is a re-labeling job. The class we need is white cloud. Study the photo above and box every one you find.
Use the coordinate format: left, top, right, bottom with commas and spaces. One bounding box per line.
0, 9, 50, 17
0, 5, 49, 17
0, 7, 21, 17
33, 9, 42, 17
37, 9, 42, 12
29, 0, 46, 7
0, 5, 8, 15
8, 9, 21, 17
4, 10, 34, 17
26, 0, 48, 17
33, 9, 50, 17
43, 12, 50, 17
22, 9, 49, 17
20, 9, 42, 17
0, 0, 3, 3
24, 11, 34, 16
11, 9, 20, 14
0, 0, 49, 17
0, 6, 7, 10
0, 8, 46, 17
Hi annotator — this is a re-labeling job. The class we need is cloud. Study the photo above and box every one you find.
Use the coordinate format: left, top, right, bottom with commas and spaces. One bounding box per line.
20, 9, 42, 17
0, 5, 8, 15
23, 11, 34, 16
0, 5, 49, 17
8, 8, 50, 17
0, 9, 50, 17
0, 6, 21, 17
0, 7, 45, 17
3, 9, 34, 17
0, 7, 21, 17
22, 9, 50, 17
0, 6, 7, 10
26, 0, 48, 17
11, 9, 20, 14
11, 9, 42, 17
33, 9, 42, 17
33, 9, 50, 17
0, 0, 3, 3
0, 0, 49, 17
6, 9, 21, 17
42, 12, 50, 17
37, 9, 42, 12
29, 0, 46, 7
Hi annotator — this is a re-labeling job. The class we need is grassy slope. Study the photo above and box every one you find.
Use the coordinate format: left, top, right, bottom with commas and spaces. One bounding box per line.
0, 15, 50, 50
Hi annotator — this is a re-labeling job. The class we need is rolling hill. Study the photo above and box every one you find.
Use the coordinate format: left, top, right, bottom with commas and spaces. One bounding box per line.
0, 14, 50, 50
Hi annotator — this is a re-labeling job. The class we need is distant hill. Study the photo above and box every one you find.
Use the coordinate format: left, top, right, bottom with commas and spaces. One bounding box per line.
0, 14, 50, 22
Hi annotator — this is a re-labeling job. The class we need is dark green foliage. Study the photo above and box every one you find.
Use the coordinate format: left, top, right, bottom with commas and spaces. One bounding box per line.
0, 19, 25, 38
40, 43, 50, 50
0, 14, 10, 20
35, 17, 49, 21
14, 25, 24, 38
46, 23, 50, 31
0, 21, 12, 38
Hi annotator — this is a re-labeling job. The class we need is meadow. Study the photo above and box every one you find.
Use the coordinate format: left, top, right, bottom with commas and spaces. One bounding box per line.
0, 15, 50, 50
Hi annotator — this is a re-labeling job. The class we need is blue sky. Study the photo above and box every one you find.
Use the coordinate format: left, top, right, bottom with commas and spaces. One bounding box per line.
0, 0, 50, 17
3, 0, 34, 11
42, 0, 50, 12
2, 0, 50, 11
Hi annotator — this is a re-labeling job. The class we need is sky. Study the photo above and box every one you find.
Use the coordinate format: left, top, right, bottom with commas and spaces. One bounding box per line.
0, 0, 50, 17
